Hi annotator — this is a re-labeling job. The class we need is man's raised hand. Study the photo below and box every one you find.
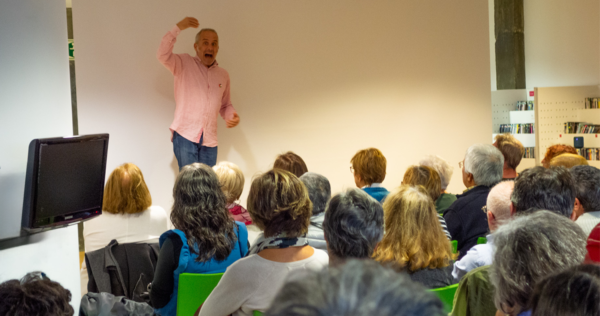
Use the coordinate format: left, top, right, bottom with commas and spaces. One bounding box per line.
176, 17, 199, 31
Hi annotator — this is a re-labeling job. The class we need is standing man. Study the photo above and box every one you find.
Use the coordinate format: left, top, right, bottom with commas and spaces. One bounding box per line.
158, 17, 240, 169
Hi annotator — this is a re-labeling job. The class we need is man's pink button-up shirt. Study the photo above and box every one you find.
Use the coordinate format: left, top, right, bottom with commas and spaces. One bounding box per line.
157, 25, 236, 147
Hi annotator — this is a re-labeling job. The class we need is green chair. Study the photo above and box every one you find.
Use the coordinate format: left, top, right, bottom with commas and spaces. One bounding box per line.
451, 240, 458, 254
477, 237, 487, 245
176, 273, 224, 316
430, 283, 459, 313
253, 311, 264, 316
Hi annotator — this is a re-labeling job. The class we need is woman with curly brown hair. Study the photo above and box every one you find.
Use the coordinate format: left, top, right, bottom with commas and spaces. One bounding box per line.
0, 272, 73, 316
373, 185, 456, 289
200, 169, 329, 316
151, 163, 249, 316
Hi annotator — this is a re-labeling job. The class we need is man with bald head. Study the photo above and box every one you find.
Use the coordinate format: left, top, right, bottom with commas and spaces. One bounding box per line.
158, 17, 240, 170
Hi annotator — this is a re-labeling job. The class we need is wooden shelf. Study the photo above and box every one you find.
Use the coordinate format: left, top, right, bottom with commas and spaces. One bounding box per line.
556, 133, 600, 148
509, 110, 535, 124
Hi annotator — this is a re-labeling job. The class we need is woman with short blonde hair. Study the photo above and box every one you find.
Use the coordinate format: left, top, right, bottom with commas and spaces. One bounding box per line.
213, 161, 252, 225
373, 185, 455, 288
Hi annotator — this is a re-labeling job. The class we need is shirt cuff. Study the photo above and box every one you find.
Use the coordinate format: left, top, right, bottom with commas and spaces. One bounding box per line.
170, 25, 181, 37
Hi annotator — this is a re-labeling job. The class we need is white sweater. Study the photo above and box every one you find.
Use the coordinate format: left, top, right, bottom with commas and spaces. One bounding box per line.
199, 249, 329, 316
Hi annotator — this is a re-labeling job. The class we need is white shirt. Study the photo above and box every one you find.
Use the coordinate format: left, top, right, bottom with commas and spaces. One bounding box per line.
452, 234, 495, 282
576, 211, 600, 237
83, 205, 169, 252
200, 249, 329, 316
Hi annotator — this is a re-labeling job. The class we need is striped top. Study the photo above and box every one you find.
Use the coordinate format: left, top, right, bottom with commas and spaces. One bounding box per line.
438, 214, 452, 240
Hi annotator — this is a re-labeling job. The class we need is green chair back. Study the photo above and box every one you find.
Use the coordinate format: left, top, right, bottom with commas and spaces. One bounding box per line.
477, 236, 487, 245
430, 283, 459, 313
451, 240, 458, 254
253, 311, 264, 316
176, 273, 224, 316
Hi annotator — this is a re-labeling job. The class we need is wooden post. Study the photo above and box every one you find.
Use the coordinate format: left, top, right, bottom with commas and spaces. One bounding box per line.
495, 0, 525, 90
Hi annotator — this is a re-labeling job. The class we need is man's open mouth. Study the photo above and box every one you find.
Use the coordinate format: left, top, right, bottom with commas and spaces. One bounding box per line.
205, 54, 213, 58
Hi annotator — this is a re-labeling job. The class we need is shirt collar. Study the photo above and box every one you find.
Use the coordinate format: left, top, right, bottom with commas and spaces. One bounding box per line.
362, 183, 383, 189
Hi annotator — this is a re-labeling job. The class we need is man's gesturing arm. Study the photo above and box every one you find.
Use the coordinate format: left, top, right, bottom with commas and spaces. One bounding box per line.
157, 17, 199, 75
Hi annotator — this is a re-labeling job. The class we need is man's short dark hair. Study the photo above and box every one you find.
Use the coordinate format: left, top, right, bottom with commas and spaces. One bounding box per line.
511, 166, 576, 217
0, 272, 73, 316
266, 259, 446, 316
570, 165, 600, 213
299, 172, 331, 216
323, 188, 383, 259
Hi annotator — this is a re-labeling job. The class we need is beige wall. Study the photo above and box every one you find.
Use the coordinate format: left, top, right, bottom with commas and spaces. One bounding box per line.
524, 0, 599, 89
73, 0, 492, 211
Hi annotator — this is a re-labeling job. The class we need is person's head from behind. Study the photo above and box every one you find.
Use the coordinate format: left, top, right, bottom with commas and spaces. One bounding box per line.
273, 151, 308, 178
323, 188, 383, 265
265, 259, 446, 316
350, 148, 387, 188
172, 163, 236, 262
461, 144, 504, 188
511, 166, 576, 219
486, 181, 514, 232
213, 161, 245, 205
542, 144, 578, 168
493, 133, 525, 172
490, 210, 587, 315
419, 155, 454, 193
571, 165, 600, 219
0, 272, 73, 316
103, 163, 152, 214
194, 28, 219, 67
531, 264, 600, 316
402, 165, 442, 201
299, 172, 331, 217
550, 153, 588, 168
373, 185, 453, 271
247, 169, 312, 238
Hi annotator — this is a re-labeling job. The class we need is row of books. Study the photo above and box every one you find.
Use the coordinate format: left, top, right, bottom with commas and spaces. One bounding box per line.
576, 148, 600, 161
564, 122, 600, 134
516, 101, 534, 111
499, 124, 534, 134
585, 98, 600, 109
523, 147, 534, 159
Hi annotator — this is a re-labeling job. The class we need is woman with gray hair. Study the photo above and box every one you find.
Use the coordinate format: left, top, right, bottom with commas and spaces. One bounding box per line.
490, 210, 587, 316
300, 172, 331, 252
419, 155, 457, 214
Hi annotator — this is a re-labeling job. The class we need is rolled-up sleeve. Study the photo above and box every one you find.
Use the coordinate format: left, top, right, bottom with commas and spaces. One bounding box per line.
157, 25, 184, 75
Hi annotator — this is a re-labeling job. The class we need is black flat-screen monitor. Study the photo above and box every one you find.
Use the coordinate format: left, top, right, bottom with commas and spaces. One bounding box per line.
22, 134, 109, 233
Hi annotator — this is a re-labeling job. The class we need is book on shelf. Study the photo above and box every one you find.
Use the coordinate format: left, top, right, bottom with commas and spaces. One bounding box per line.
576, 148, 600, 161
523, 147, 534, 159
516, 101, 534, 111
564, 122, 600, 134
499, 124, 534, 134
585, 98, 600, 109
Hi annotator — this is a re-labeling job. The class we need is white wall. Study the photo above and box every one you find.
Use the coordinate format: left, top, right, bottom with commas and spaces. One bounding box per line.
0, 0, 81, 311
524, 0, 599, 89
73, 0, 492, 211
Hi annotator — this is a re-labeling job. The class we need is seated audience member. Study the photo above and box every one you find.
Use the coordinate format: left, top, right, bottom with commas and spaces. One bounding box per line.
444, 144, 503, 258
490, 211, 586, 316
373, 185, 456, 288
452, 181, 514, 281
530, 264, 600, 316
300, 172, 332, 252
541, 144, 577, 168
200, 169, 328, 316
323, 188, 384, 266
350, 148, 389, 202
273, 151, 308, 177
151, 163, 248, 316
419, 155, 457, 214
571, 165, 600, 234
213, 161, 252, 225
0, 272, 73, 316
84, 163, 168, 252
402, 165, 452, 239
550, 153, 588, 168
493, 133, 524, 180
266, 260, 446, 316
511, 166, 577, 220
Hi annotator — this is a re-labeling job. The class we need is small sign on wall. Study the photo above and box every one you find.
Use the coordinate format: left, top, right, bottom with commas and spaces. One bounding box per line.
69, 39, 74, 61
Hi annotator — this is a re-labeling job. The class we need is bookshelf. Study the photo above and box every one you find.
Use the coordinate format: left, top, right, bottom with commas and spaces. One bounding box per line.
534, 85, 600, 165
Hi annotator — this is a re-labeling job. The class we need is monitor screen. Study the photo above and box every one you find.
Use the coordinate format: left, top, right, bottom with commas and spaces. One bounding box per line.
22, 134, 109, 232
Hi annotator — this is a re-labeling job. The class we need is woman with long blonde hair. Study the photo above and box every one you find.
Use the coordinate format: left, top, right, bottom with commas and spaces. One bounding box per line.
373, 185, 456, 288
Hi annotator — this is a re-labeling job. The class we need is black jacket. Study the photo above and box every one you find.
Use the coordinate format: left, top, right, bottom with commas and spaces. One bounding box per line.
443, 186, 490, 259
